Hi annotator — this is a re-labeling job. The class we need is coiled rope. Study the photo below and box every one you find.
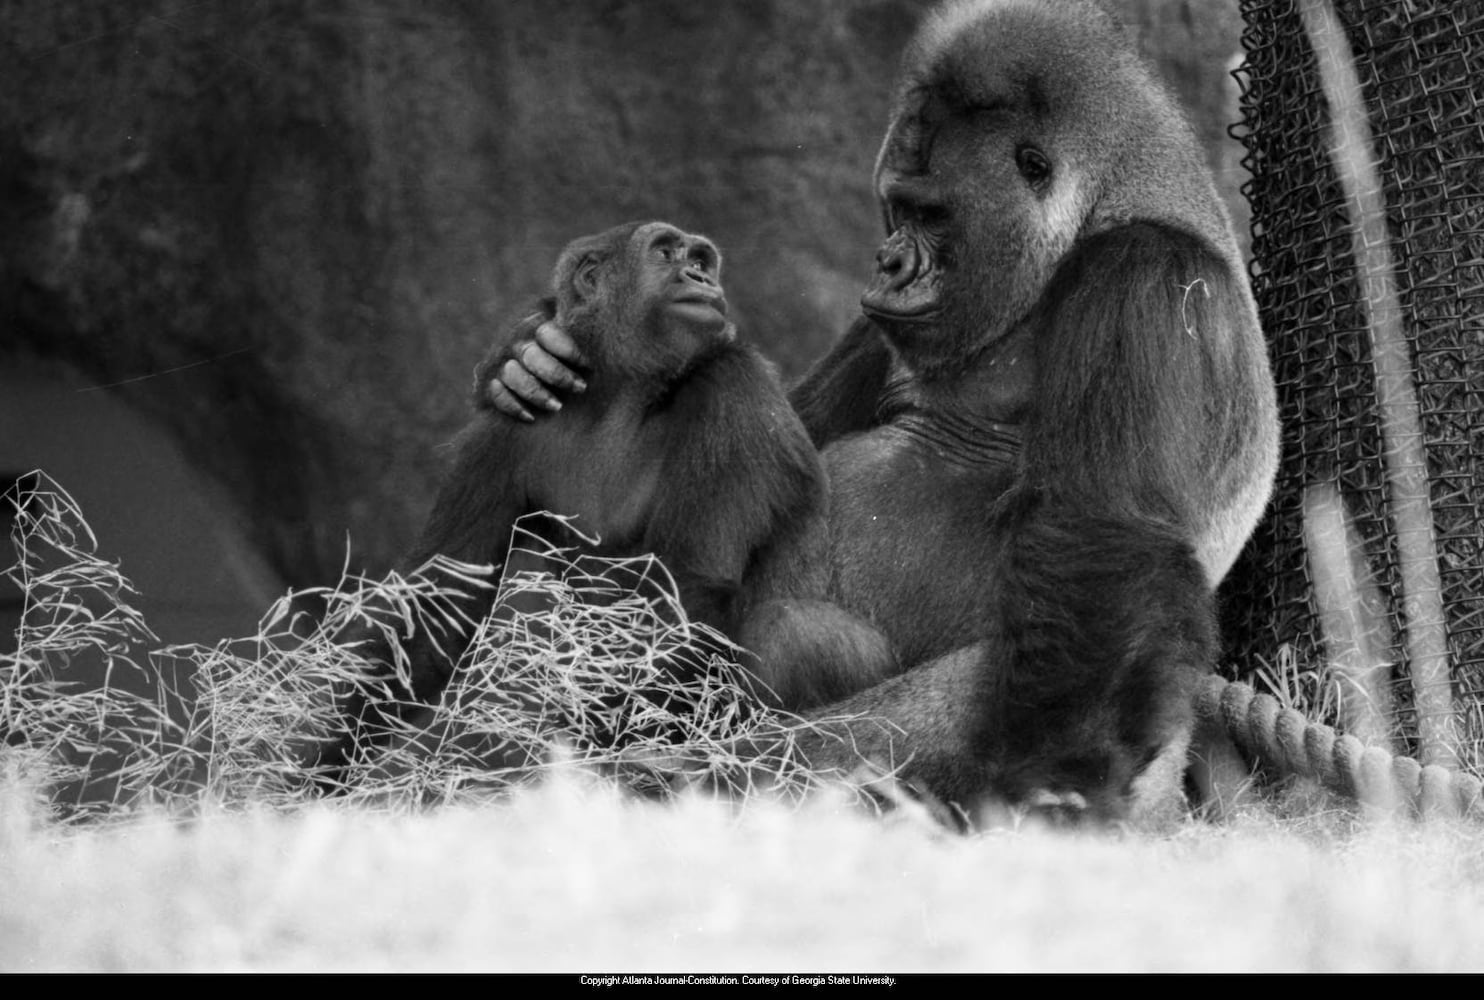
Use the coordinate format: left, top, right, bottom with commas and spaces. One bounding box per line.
1196, 674, 1484, 820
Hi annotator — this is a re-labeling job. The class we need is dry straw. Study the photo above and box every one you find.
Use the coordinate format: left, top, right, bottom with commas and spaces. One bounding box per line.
1, 471, 865, 824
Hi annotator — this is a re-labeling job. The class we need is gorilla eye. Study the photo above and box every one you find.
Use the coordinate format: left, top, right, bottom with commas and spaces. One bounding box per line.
1015, 145, 1052, 188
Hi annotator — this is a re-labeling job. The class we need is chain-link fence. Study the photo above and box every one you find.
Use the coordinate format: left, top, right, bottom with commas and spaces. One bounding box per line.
1222, 0, 1484, 769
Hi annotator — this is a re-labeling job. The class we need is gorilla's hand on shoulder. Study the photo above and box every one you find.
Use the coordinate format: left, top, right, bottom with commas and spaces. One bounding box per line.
479, 317, 589, 420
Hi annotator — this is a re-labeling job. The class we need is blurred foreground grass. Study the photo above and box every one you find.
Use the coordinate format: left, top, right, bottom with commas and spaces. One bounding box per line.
6, 772, 1484, 971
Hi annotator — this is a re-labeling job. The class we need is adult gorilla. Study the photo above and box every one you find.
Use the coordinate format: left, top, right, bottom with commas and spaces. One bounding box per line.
487, 0, 1279, 824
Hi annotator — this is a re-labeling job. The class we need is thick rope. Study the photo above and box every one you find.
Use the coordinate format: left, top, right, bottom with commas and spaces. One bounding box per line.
1196, 674, 1484, 821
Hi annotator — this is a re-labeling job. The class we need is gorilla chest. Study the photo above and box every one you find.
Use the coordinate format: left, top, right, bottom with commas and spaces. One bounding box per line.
528, 418, 663, 549
822, 426, 1013, 663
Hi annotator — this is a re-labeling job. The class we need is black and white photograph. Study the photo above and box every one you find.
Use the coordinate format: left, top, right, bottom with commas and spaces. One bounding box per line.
3, 0, 1484, 973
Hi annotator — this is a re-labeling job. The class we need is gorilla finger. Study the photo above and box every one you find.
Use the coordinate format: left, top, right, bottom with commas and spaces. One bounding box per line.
486, 379, 537, 422
509, 310, 548, 340
501, 357, 562, 412
534, 321, 591, 371
521, 336, 588, 394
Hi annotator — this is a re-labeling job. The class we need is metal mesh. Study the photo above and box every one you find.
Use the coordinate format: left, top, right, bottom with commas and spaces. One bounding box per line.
1223, 0, 1484, 765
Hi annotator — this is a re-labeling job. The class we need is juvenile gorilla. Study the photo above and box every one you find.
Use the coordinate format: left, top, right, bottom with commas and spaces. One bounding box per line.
313, 221, 895, 776
489, 0, 1280, 824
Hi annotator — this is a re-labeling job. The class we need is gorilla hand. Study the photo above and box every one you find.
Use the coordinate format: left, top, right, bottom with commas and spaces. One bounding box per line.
478, 317, 589, 421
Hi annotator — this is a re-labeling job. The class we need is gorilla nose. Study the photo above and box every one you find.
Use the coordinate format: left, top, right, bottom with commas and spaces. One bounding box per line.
862, 228, 938, 321
875, 231, 922, 292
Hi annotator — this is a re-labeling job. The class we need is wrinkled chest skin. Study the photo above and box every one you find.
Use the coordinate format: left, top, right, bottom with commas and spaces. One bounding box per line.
825, 427, 1009, 661
823, 426, 1014, 668
817, 333, 1031, 668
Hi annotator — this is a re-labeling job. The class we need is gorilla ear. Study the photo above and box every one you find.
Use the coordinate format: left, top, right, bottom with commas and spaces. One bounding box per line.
571, 253, 605, 304
553, 247, 605, 308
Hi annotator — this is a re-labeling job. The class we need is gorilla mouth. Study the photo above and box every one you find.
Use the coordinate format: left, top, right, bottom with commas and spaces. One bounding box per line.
860, 254, 942, 325
672, 291, 728, 315
861, 300, 940, 324
860, 283, 941, 325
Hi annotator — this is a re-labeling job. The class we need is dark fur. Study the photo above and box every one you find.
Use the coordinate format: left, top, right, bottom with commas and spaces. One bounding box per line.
772, 0, 1278, 823
312, 222, 895, 778
326, 2, 1279, 823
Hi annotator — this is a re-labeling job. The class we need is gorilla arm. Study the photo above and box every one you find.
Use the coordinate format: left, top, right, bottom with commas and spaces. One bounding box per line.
791, 496, 1216, 822
786, 315, 895, 449
644, 344, 900, 708
641, 347, 823, 613
1023, 223, 1279, 584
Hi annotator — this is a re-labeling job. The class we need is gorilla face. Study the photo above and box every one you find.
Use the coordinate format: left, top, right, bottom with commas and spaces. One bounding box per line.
860, 14, 1108, 379
866, 86, 1098, 378
554, 221, 736, 383
862, 103, 1070, 377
